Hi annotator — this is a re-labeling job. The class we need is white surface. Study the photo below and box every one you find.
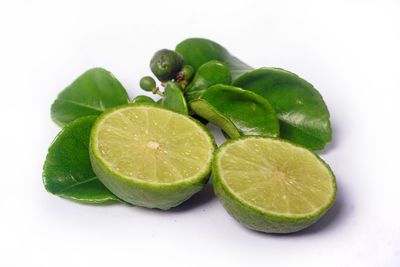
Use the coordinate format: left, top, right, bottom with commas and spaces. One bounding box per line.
1, 0, 399, 266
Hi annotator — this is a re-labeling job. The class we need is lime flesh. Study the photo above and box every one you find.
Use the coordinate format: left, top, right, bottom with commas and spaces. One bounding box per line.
90, 103, 216, 209
213, 136, 336, 233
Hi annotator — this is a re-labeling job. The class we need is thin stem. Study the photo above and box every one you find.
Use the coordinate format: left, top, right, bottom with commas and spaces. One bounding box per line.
152, 87, 164, 96
155, 90, 164, 97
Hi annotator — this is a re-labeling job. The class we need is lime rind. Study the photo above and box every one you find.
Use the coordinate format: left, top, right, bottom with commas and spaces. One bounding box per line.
90, 103, 217, 210
212, 136, 336, 233
91, 103, 215, 186
218, 137, 335, 217
90, 145, 209, 209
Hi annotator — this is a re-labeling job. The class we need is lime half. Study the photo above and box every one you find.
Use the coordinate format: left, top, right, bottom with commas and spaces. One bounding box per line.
89, 103, 216, 210
212, 136, 336, 233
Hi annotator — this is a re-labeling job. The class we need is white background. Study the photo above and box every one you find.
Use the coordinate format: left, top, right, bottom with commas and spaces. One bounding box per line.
1, 0, 399, 266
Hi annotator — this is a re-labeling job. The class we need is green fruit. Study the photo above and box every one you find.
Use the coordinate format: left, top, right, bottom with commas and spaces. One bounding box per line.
150, 49, 183, 82
189, 84, 279, 138
89, 103, 216, 210
139, 76, 156, 92
213, 136, 336, 234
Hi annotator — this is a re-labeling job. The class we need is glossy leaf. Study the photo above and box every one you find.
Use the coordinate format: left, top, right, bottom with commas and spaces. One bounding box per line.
161, 82, 188, 115
132, 95, 155, 103
185, 60, 232, 102
233, 67, 331, 150
43, 116, 120, 203
176, 38, 253, 80
190, 85, 279, 138
51, 68, 130, 126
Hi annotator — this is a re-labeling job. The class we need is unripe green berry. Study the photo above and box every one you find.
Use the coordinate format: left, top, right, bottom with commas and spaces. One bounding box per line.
150, 49, 183, 82
140, 76, 156, 92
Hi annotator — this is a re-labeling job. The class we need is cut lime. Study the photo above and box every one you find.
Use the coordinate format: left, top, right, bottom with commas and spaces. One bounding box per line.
89, 103, 216, 210
212, 136, 336, 233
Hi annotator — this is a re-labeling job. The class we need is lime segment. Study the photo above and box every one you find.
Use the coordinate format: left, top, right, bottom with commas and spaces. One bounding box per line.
213, 136, 336, 233
90, 103, 216, 209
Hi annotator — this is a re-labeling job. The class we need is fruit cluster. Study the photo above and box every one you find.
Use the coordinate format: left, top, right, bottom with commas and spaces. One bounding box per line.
43, 38, 336, 234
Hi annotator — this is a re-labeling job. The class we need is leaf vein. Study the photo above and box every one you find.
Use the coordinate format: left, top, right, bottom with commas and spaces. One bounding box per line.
55, 176, 99, 194
57, 98, 105, 112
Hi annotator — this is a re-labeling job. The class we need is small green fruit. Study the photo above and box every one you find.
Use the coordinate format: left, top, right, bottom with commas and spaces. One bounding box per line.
139, 76, 156, 92
150, 49, 183, 82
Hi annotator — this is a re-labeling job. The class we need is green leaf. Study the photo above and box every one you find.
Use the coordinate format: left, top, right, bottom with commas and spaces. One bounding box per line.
185, 60, 232, 102
43, 116, 120, 203
161, 82, 189, 115
233, 68, 332, 150
189, 85, 279, 138
176, 38, 253, 80
51, 68, 130, 126
131, 95, 155, 103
